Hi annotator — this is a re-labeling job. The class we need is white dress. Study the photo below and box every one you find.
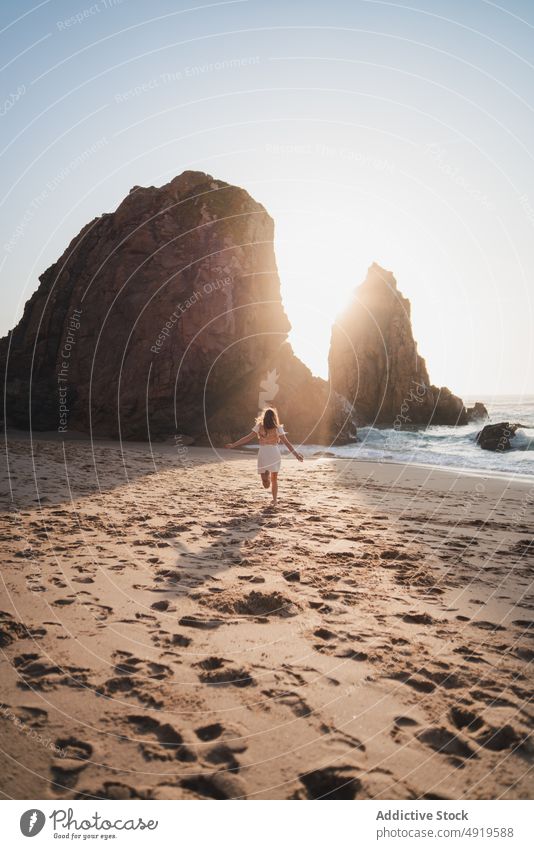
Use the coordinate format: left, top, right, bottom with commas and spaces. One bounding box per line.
252, 424, 286, 473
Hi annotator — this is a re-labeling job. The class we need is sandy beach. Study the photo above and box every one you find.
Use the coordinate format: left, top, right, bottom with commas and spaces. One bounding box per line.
1, 433, 533, 800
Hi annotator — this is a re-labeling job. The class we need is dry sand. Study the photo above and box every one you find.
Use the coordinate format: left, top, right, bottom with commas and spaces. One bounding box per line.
0, 432, 533, 800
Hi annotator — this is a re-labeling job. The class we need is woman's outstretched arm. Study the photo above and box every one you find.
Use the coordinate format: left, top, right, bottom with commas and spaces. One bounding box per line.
280, 434, 304, 462
225, 431, 257, 449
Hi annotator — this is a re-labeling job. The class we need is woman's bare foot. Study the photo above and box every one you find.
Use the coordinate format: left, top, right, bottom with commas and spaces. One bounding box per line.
260, 471, 271, 489
269, 498, 278, 508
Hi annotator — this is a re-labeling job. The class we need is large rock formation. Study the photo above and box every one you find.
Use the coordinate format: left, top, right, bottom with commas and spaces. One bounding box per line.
0, 171, 355, 444
328, 263, 485, 427
476, 422, 520, 451
466, 402, 489, 423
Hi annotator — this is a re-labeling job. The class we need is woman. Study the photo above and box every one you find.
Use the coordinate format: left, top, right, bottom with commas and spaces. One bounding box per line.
225, 407, 303, 506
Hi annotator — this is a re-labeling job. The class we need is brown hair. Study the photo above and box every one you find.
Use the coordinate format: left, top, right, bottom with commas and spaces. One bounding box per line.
256, 407, 280, 433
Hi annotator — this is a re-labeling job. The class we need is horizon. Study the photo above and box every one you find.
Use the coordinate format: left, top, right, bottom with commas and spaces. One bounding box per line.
1, 0, 533, 396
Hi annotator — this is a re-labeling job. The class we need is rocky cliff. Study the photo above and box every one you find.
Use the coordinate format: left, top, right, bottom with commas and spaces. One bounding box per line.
0, 171, 355, 444
328, 263, 484, 427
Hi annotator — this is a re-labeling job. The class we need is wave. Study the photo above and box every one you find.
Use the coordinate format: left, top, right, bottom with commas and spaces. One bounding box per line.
242, 398, 534, 477
298, 413, 534, 477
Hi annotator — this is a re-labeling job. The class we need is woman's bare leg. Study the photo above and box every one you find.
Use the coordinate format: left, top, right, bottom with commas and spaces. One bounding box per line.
270, 472, 278, 504
260, 471, 270, 489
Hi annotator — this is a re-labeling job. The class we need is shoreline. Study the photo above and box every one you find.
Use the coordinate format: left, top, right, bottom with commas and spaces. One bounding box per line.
4, 428, 534, 486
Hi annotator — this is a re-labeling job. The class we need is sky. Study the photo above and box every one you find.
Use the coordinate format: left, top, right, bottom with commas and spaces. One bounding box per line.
1, 0, 533, 397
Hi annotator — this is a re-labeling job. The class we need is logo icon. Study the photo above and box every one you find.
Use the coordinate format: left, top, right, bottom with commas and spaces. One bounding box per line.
20, 809, 46, 837
258, 369, 280, 411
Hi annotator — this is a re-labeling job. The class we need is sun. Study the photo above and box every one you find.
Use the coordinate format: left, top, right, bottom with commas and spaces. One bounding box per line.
264, 176, 491, 397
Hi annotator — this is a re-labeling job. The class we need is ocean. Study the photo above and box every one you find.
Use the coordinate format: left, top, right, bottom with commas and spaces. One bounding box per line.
300, 395, 534, 479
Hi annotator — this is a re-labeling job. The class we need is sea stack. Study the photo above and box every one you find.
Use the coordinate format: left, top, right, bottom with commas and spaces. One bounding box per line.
328, 263, 485, 427
476, 422, 520, 451
0, 171, 356, 444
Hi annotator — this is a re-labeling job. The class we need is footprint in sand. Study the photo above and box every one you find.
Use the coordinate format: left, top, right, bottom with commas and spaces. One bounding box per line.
475, 724, 532, 756
469, 689, 518, 709
453, 645, 487, 665
261, 688, 312, 718
195, 722, 224, 741
394, 716, 420, 728
96, 652, 173, 708
282, 569, 301, 582
470, 620, 507, 633
203, 742, 242, 772
310, 624, 368, 660
79, 600, 113, 621
51, 737, 94, 792
0, 704, 48, 727
180, 772, 247, 800
14, 653, 90, 691
0, 612, 46, 647
111, 651, 172, 680
297, 766, 361, 800
154, 568, 182, 585
75, 782, 148, 800
135, 612, 157, 622
417, 666, 464, 690
400, 612, 436, 625
386, 669, 436, 694
449, 707, 532, 758
151, 630, 191, 649
416, 726, 476, 763
313, 627, 337, 641
150, 600, 171, 612
195, 656, 255, 688
449, 706, 484, 732
515, 645, 534, 662
512, 619, 533, 630
125, 715, 196, 762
